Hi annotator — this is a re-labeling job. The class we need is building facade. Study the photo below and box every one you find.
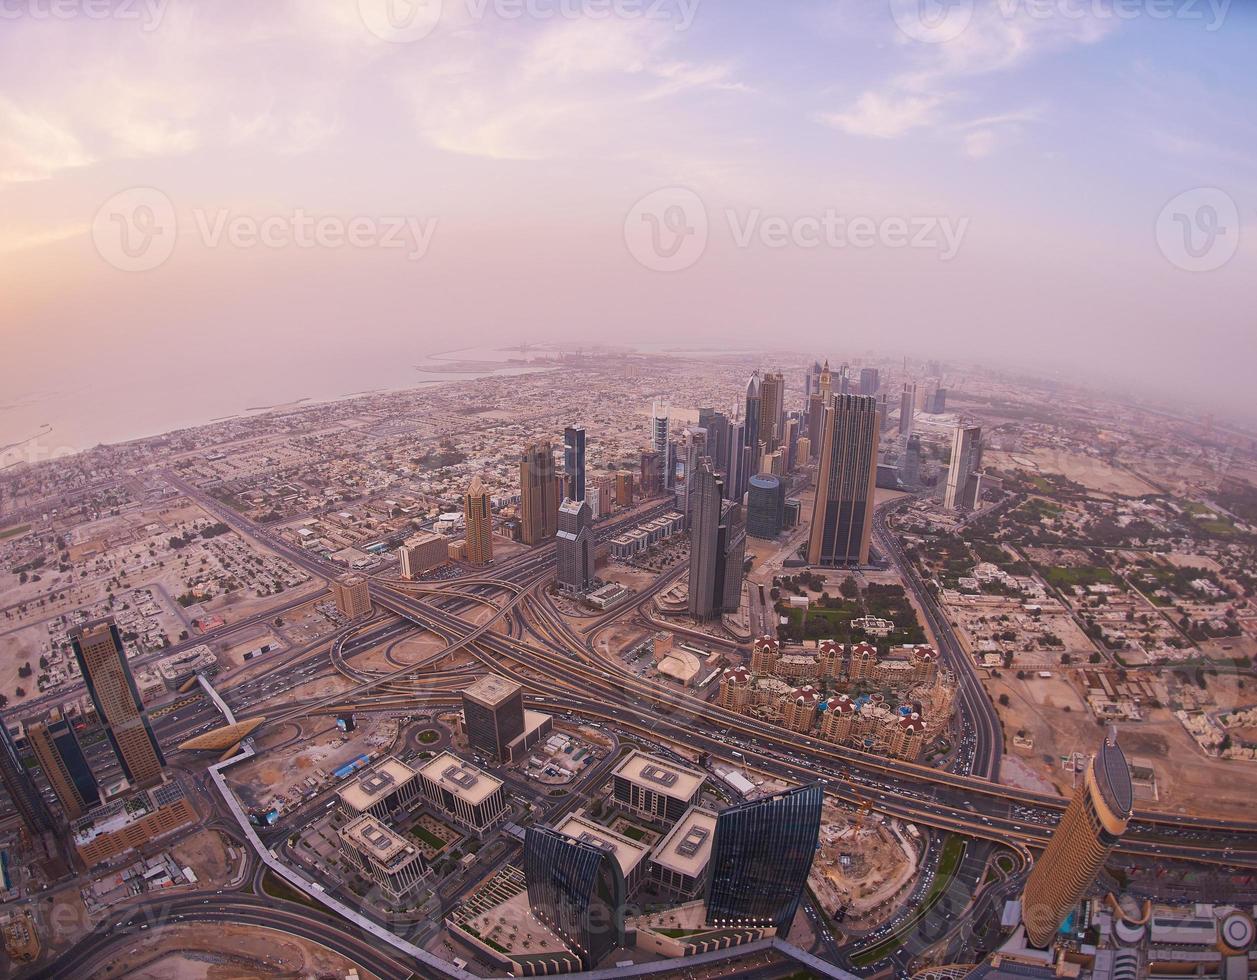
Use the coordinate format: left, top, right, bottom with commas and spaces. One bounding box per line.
746, 474, 785, 539
27, 709, 100, 821
943, 425, 983, 510
461, 674, 526, 762
1021, 733, 1133, 948
0, 711, 54, 837
415, 752, 508, 836
705, 783, 824, 935
564, 426, 586, 502
332, 574, 373, 620
611, 750, 706, 824
399, 532, 448, 578
519, 441, 560, 545
807, 394, 880, 567
556, 498, 596, 593
463, 475, 494, 565
70, 618, 166, 788
338, 814, 429, 901
524, 825, 627, 969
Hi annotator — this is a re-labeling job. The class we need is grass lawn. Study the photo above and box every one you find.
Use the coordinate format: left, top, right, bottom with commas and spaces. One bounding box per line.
1041, 565, 1116, 590
620, 825, 647, 842
260, 869, 325, 912
412, 826, 448, 849
417, 729, 439, 744
0, 524, 30, 541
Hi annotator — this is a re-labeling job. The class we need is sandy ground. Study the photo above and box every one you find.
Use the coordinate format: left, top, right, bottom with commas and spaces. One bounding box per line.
989, 668, 1257, 816
987, 448, 1160, 496
92, 923, 373, 980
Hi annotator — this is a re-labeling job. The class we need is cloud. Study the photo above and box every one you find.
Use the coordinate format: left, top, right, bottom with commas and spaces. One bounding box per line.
819, 92, 944, 139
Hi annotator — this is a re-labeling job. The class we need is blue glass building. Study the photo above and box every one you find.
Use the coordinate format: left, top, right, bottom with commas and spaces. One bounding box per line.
524, 825, 626, 968
704, 783, 824, 934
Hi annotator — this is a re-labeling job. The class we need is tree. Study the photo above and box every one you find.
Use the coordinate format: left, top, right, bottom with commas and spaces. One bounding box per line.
840, 577, 859, 600
998, 694, 1011, 707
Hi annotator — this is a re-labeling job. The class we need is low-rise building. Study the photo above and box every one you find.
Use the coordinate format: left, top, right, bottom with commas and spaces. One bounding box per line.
72, 780, 195, 868
337, 756, 421, 820
338, 813, 429, 901
415, 752, 508, 836
648, 805, 717, 898
611, 749, 706, 825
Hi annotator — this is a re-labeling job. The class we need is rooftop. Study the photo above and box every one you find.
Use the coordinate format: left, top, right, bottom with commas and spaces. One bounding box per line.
462, 673, 523, 708
337, 756, 417, 813
612, 749, 706, 800
650, 805, 717, 878
340, 813, 423, 870
1094, 732, 1134, 818
552, 813, 650, 879
417, 751, 502, 807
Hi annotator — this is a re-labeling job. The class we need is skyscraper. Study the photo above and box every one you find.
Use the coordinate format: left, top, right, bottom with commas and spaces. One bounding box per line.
556, 498, 595, 593
519, 441, 559, 545
858, 367, 880, 396
0, 711, 54, 837
725, 417, 746, 502
332, 573, 372, 619
943, 425, 983, 510
563, 426, 586, 502
1022, 733, 1132, 948
808, 394, 880, 567
70, 618, 165, 788
902, 435, 922, 488
818, 360, 831, 398
747, 474, 785, 539
759, 371, 785, 450
461, 674, 525, 762
898, 383, 916, 438
464, 475, 494, 565
28, 708, 100, 821
688, 462, 745, 621
652, 402, 671, 489
639, 450, 661, 496
676, 426, 708, 515
524, 825, 627, 968
806, 392, 824, 454
705, 783, 823, 935
698, 408, 732, 484
743, 372, 761, 486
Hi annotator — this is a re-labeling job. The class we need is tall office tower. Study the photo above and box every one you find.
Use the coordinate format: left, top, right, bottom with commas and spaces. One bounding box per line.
639, 450, 660, 496
943, 425, 983, 510
783, 417, 800, 471
837, 362, 851, 396
858, 367, 880, 396
720, 502, 748, 614
796, 436, 811, 463
332, 573, 373, 619
725, 418, 746, 502
759, 372, 785, 450
70, 618, 165, 788
902, 435, 922, 488
0, 711, 55, 837
743, 373, 761, 484
27, 709, 100, 820
666, 440, 678, 493
705, 783, 824, 935
804, 360, 822, 399
808, 394, 879, 567
563, 426, 586, 502
818, 359, 832, 398
898, 383, 916, 438
461, 674, 525, 762
519, 441, 559, 545
524, 825, 626, 969
651, 402, 670, 489
688, 463, 745, 621
806, 393, 824, 454
747, 474, 785, 539
1022, 733, 1132, 948
594, 476, 614, 518
464, 475, 494, 565
698, 408, 732, 483
929, 387, 947, 414
676, 427, 708, 515
615, 472, 633, 508
556, 498, 596, 593
877, 391, 890, 432
926, 359, 942, 377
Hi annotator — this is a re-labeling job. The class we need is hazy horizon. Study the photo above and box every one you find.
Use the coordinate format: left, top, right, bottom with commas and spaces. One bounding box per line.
3, 0, 1254, 442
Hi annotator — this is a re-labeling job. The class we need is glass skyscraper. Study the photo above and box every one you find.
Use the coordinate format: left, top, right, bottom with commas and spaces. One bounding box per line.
524, 825, 626, 968
705, 783, 823, 935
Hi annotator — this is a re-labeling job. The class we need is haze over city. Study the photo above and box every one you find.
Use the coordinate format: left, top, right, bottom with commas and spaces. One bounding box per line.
2, 0, 1256, 453
2, 4, 1257, 980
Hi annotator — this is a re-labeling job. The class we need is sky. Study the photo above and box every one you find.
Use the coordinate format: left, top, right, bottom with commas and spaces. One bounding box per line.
1, 0, 1255, 449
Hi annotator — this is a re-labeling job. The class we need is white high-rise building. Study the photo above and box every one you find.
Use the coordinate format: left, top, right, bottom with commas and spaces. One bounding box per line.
943, 425, 983, 510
